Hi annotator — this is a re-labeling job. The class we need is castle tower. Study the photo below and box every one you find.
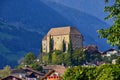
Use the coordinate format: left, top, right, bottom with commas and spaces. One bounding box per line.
42, 26, 83, 53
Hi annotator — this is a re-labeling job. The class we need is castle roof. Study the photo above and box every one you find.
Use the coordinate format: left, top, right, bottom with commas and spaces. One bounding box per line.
47, 26, 81, 36
42, 35, 47, 41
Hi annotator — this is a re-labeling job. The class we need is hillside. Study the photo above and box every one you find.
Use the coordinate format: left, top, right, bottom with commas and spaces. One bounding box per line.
0, 0, 72, 33
41, 0, 114, 24
36, 0, 111, 50
0, 21, 42, 68
0, 0, 113, 68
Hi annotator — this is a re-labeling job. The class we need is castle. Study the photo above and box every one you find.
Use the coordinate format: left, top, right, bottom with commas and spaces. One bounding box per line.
42, 26, 83, 53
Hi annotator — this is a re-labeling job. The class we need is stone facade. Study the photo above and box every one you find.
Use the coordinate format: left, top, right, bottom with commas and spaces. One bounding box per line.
42, 26, 83, 53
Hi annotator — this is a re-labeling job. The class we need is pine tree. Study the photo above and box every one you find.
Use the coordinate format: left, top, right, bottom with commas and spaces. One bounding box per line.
62, 39, 66, 52
48, 35, 53, 63
68, 35, 73, 66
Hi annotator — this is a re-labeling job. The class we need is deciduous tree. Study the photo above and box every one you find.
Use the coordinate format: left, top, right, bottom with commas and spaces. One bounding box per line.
23, 52, 36, 65
0, 65, 11, 78
98, 0, 120, 49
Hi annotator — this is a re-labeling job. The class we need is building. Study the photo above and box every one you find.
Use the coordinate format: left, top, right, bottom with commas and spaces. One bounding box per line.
11, 68, 44, 80
42, 65, 66, 80
42, 26, 83, 53
42, 65, 66, 76
102, 48, 118, 57
42, 70, 62, 80
2, 76, 22, 80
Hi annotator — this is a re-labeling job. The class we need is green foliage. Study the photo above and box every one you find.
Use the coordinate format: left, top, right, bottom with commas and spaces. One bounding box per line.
102, 54, 118, 63
68, 36, 73, 54
57, 53, 65, 64
72, 48, 86, 65
42, 54, 49, 64
48, 36, 54, 63
30, 62, 43, 72
23, 52, 36, 65
42, 47, 103, 66
62, 40, 66, 52
0, 65, 11, 78
98, 0, 120, 49
52, 52, 57, 64
49, 36, 54, 52
41, 45, 105, 67
63, 64, 120, 80
63, 66, 96, 80
48, 52, 52, 63
96, 64, 120, 80
68, 36, 73, 66
116, 57, 120, 64
51, 50, 63, 64
64, 53, 71, 66
53, 50, 62, 55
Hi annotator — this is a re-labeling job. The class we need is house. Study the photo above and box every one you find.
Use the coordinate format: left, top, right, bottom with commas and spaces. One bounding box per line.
102, 48, 118, 57
26, 72, 40, 80
112, 59, 117, 64
42, 26, 83, 53
12, 69, 26, 79
24, 68, 44, 80
42, 65, 66, 76
11, 68, 44, 80
83, 45, 99, 53
42, 70, 62, 80
2, 75, 22, 80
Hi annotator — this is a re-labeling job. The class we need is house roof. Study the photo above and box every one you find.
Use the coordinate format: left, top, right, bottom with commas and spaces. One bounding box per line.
2, 75, 22, 80
26, 72, 36, 77
12, 68, 44, 77
23, 68, 44, 76
41, 70, 55, 80
104, 48, 116, 53
42, 65, 66, 76
47, 26, 81, 36
12, 69, 26, 74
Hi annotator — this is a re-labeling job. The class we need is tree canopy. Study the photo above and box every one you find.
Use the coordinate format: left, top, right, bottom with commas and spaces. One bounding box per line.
23, 52, 36, 65
0, 65, 11, 78
63, 64, 120, 80
98, 0, 120, 49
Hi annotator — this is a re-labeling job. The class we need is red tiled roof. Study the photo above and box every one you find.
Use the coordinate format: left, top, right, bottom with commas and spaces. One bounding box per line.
42, 70, 55, 80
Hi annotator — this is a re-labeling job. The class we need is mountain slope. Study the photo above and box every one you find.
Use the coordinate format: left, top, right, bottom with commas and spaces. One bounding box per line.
38, 1, 111, 50
0, 0, 113, 68
0, 0, 72, 33
41, 0, 114, 24
0, 21, 42, 68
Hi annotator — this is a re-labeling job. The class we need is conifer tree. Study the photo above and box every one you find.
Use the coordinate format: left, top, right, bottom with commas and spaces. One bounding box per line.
68, 35, 73, 66
48, 35, 53, 63
62, 39, 66, 52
